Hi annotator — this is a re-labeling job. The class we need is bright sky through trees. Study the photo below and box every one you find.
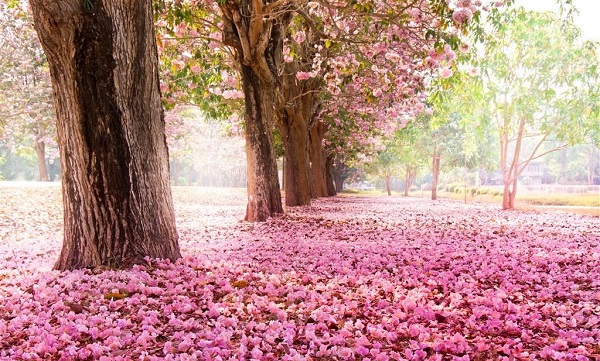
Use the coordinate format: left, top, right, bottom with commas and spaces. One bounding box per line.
517, 0, 600, 41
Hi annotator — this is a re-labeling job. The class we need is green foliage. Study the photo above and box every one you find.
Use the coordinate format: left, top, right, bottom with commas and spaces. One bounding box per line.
364, 118, 430, 182
0, 146, 37, 180
480, 7, 599, 145
430, 5, 598, 209
155, 3, 236, 121
445, 182, 462, 192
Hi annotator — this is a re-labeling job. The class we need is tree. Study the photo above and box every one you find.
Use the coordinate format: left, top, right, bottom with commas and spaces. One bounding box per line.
429, 74, 498, 201
0, 2, 55, 181
30, 0, 181, 270
156, 0, 503, 219
477, 7, 599, 209
275, 25, 322, 206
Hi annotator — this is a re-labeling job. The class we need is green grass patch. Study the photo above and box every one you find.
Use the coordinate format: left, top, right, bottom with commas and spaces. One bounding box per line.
436, 190, 599, 208
516, 194, 599, 207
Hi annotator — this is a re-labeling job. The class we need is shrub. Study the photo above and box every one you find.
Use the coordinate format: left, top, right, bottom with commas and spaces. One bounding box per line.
491, 190, 503, 197
446, 182, 462, 192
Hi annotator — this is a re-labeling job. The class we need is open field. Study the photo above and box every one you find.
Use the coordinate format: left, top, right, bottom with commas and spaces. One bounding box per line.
343, 188, 599, 217
1, 183, 600, 360
432, 191, 600, 217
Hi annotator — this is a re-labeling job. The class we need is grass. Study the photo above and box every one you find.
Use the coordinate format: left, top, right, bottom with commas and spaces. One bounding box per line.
342, 188, 599, 217
434, 190, 599, 207
516, 194, 599, 207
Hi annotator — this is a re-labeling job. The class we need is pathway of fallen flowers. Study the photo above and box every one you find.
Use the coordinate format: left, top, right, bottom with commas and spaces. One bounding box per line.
1, 184, 599, 360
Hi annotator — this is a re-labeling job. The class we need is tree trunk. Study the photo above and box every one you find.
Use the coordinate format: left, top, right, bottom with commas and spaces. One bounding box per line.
276, 64, 313, 206
587, 145, 596, 185
431, 148, 440, 200
326, 155, 337, 195
220, 0, 287, 221
502, 178, 517, 210
279, 112, 311, 206
404, 166, 417, 197
385, 175, 392, 196
240, 64, 283, 221
34, 140, 50, 182
404, 167, 410, 197
30, 0, 180, 270
499, 117, 525, 210
309, 121, 328, 198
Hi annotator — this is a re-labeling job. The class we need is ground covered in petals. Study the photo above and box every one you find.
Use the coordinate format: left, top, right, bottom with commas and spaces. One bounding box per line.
1, 184, 599, 361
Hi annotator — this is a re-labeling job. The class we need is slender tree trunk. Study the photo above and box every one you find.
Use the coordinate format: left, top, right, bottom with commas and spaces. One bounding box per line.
34, 140, 50, 182
309, 121, 328, 198
431, 148, 440, 200
500, 117, 525, 210
326, 155, 337, 195
385, 175, 392, 196
587, 145, 595, 185
404, 167, 410, 197
240, 64, 283, 221
31, 0, 180, 270
404, 166, 417, 197
502, 178, 518, 209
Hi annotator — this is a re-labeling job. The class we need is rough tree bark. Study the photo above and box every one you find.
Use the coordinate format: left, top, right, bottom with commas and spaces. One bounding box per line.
278, 110, 312, 206
240, 64, 283, 221
220, 0, 287, 221
276, 65, 315, 207
309, 121, 329, 198
30, 0, 181, 270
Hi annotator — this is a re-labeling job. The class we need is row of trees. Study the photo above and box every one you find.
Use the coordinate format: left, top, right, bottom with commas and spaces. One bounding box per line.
363, 6, 599, 209
153, 0, 507, 221
6, 0, 595, 270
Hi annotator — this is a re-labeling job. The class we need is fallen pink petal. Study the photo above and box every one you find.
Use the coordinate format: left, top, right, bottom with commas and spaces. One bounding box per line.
1, 185, 599, 360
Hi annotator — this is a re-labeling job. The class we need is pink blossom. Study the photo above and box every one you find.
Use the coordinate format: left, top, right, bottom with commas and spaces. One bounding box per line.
172, 59, 185, 71
468, 67, 480, 77
439, 67, 453, 79
222, 89, 244, 99
296, 71, 311, 80
294, 31, 306, 44
1, 186, 599, 360
452, 7, 473, 24
191, 65, 202, 74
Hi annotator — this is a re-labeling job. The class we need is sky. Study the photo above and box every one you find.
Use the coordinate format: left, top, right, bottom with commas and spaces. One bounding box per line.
516, 0, 600, 41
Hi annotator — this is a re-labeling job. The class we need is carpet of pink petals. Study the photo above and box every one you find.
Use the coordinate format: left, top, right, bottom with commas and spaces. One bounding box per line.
1, 184, 599, 361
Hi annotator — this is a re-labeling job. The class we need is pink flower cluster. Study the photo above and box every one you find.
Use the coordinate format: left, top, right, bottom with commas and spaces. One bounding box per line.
1, 185, 599, 360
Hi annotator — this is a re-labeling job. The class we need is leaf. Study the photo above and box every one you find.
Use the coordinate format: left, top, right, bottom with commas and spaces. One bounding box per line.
232, 280, 248, 289
434, 313, 447, 323
104, 292, 128, 300
65, 302, 86, 314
